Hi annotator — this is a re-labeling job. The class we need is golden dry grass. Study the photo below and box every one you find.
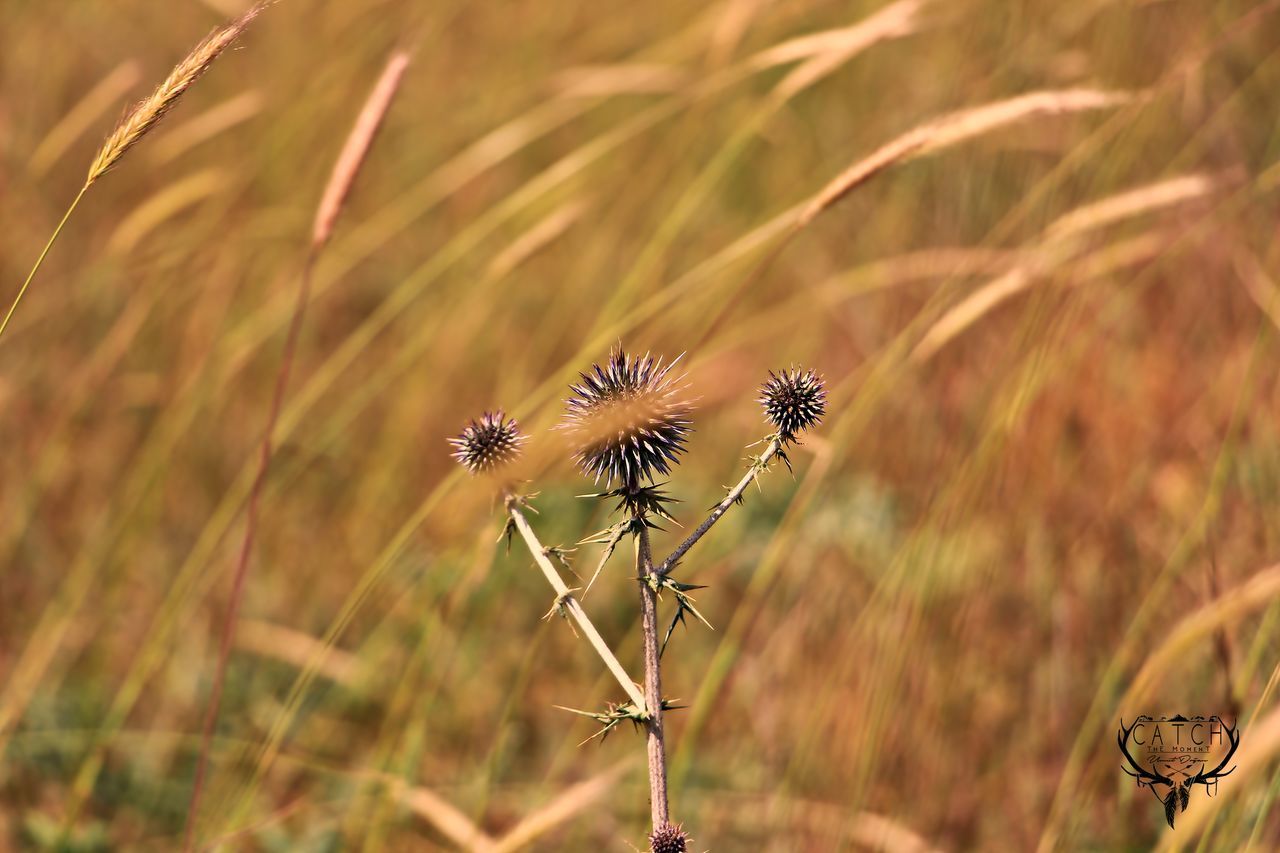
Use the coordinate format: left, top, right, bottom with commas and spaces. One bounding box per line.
3, 0, 1280, 850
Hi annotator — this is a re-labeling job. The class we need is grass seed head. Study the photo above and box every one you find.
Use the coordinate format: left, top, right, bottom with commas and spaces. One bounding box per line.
86, 2, 267, 186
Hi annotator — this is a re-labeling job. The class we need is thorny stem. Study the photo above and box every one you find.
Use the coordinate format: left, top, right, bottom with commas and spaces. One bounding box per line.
181, 251, 317, 852
635, 520, 670, 831
0, 185, 88, 347
657, 437, 782, 576
505, 496, 648, 712
630, 438, 789, 834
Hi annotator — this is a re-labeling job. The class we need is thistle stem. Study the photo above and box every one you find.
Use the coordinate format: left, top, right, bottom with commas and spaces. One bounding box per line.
657, 437, 782, 576
635, 521, 670, 832
505, 497, 648, 712
0, 185, 88, 347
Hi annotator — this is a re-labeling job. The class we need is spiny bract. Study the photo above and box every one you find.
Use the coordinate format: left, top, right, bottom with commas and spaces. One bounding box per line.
561, 347, 693, 486
448, 411, 525, 474
759, 367, 826, 441
649, 823, 691, 853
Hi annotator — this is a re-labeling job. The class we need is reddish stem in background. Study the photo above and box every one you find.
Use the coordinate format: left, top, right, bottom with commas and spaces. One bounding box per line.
181, 252, 316, 851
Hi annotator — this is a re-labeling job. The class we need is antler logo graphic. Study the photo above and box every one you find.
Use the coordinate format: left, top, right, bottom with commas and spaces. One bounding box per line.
1117, 715, 1239, 828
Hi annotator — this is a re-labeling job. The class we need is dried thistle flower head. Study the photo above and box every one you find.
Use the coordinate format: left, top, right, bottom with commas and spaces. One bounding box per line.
449, 411, 525, 474
561, 347, 693, 487
649, 823, 691, 853
760, 367, 826, 441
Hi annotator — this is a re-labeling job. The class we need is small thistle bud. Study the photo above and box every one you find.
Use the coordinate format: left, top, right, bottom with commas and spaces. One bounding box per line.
448, 411, 525, 474
649, 823, 690, 853
759, 367, 826, 441
561, 347, 694, 486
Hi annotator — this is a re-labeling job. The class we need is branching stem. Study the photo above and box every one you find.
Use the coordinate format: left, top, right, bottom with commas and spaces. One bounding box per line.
657, 437, 782, 575
505, 497, 648, 712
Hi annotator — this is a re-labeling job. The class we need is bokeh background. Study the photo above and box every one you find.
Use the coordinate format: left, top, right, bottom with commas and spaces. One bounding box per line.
3, 0, 1280, 849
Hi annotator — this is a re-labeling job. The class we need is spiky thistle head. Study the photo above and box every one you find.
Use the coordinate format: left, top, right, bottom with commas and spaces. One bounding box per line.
760, 367, 826, 442
560, 347, 694, 487
649, 823, 691, 853
448, 411, 526, 474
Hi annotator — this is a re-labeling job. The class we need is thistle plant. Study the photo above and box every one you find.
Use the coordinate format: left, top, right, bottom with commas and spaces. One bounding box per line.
450, 348, 825, 851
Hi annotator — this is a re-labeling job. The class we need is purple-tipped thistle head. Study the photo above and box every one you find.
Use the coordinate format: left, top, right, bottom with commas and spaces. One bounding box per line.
561, 347, 694, 487
649, 823, 691, 853
448, 411, 526, 474
759, 367, 826, 442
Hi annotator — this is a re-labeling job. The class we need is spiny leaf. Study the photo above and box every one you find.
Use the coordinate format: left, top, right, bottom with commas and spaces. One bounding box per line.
662, 591, 714, 656
506, 490, 541, 512
667, 579, 707, 592
545, 545, 579, 577
578, 521, 628, 596
555, 698, 684, 745
651, 576, 714, 656
581, 483, 682, 522
497, 517, 516, 552
555, 700, 647, 744
542, 590, 580, 637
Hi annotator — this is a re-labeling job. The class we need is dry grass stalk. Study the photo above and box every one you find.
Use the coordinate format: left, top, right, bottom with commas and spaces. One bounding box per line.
392, 779, 498, 851
845, 811, 946, 853
86, 2, 267, 187
552, 63, 688, 98
770, 0, 924, 99
491, 761, 635, 853
1233, 248, 1280, 330
181, 47, 410, 852
1044, 173, 1216, 242
910, 172, 1217, 362
106, 168, 228, 255
797, 88, 1134, 228
749, 0, 922, 72
707, 0, 766, 67
234, 618, 364, 688
702, 794, 943, 852
708, 87, 1134, 322
312, 52, 411, 249
910, 229, 1170, 363
1122, 562, 1280, 714
151, 90, 265, 164
392, 762, 634, 853
486, 196, 591, 280
1132, 566, 1280, 847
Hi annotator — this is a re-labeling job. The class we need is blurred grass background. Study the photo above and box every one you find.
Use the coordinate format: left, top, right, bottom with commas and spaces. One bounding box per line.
3, 0, 1280, 849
